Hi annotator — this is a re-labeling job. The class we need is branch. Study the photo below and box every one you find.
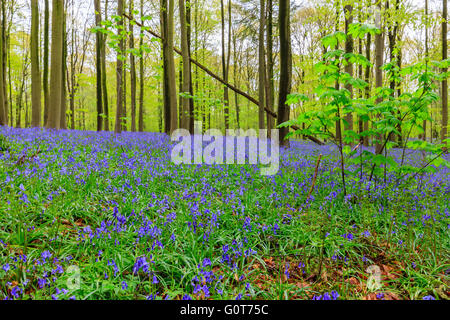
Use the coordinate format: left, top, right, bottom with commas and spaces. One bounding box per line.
122, 13, 324, 146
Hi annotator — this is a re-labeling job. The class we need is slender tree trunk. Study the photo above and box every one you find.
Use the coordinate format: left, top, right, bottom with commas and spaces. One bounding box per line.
344, 4, 354, 136
129, 0, 137, 132
233, 29, 241, 128
277, 0, 292, 147
47, 0, 64, 129
334, 0, 342, 144
221, 0, 230, 130
0, 3, 6, 126
115, 0, 124, 134
43, 0, 49, 126
31, 0, 41, 127
422, 0, 429, 141
161, 0, 170, 134
179, 0, 191, 130
1, 0, 8, 126
364, 31, 371, 147
266, 0, 274, 136
186, 0, 194, 132
138, 0, 144, 132
60, 7, 67, 129
102, 0, 109, 131
374, 0, 384, 154
167, 0, 178, 133
258, 0, 266, 130
95, 0, 103, 131
442, 0, 448, 141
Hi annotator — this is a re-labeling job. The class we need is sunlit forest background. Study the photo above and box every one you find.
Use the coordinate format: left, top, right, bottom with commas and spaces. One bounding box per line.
0, 0, 447, 137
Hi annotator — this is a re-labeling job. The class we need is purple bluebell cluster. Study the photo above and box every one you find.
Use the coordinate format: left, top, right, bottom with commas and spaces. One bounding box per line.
0, 127, 448, 300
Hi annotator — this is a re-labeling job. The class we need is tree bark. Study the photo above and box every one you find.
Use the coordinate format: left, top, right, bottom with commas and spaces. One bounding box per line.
374, 0, 384, 154
102, 0, 109, 131
60, 6, 67, 129
43, 0, 49, 126
442, 0, 448, 141
344, 4, 354, 136
115, 0, 124, 134
179, 0, 191, 130
47, 0, 64, 129
31, 0, 41, 127
0, 2, 7, 126
95, 0, 103, 131
266, 0, 274, 136
277, 0, 292, 147
258, 0, 266, 130
138, 0, 144, 132
129, 0, 137, 132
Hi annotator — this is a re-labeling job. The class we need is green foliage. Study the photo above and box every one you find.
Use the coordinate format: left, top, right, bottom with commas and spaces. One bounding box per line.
280, 23, 450, 193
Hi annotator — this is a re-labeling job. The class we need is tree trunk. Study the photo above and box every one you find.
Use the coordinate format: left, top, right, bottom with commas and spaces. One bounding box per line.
258, 0, 266, 130
115, 0, 124, 134
266, 0, 274, 136
60, 7, 67, 129
102, 0, 109, 131
374, 0, 384, 154
221, 0, 230, 130
47, 0, 64, 129
442, 0, 448, 141
31, 0, 41, 127
344, 4, 354, 136
43, 0, 49, 126
95, 0, 103, 131
162, 0, 178, 133
1, 0, 8, 126
0, 2, 7, 126
129, 0, 137, 132
179, 0, 191, 130
334, 0, 342, 144
138, 0, 144, 132
277, 0, 292, 147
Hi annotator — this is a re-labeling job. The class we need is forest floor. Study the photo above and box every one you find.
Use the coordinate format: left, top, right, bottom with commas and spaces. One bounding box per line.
0, 127, 449, 300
